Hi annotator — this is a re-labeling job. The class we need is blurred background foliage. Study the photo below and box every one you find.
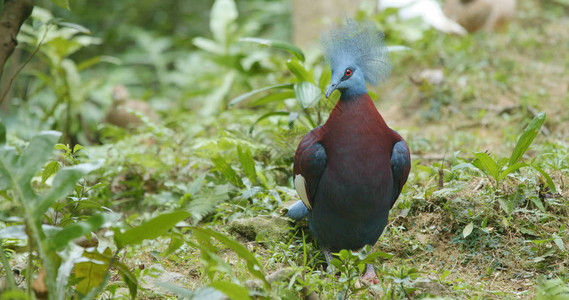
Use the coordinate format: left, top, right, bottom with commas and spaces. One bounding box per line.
0, 0, 568, 298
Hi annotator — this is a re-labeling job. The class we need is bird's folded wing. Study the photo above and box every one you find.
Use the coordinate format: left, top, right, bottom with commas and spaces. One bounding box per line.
293, 129, 327, 211
390, 140, 411, 208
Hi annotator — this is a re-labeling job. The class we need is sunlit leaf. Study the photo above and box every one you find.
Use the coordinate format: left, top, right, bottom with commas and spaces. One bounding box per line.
471, 152, 499, 181
36, 162, 102, 219
463, 222, 474, 238
41, 161, 61, 184
295, 81, 321, 109
228, 83, 293, 107
113, 211, 190, 249
211, 155, 244, 187
239, 37, 305, 62
531, 163, 557, 193
237, 145, 256, 183
286, 58, 313, 83
210, 0, 238, 45
509, 112, 546, 166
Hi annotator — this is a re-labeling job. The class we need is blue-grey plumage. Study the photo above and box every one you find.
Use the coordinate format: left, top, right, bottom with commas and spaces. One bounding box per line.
323, 20, 392, 98
290, 19, 411, 282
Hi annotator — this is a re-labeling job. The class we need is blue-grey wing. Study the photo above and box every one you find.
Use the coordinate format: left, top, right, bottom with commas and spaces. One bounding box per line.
390, 140, 411, 208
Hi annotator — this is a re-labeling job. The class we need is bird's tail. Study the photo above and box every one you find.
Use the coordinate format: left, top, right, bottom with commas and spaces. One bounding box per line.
286, 200, 309, 220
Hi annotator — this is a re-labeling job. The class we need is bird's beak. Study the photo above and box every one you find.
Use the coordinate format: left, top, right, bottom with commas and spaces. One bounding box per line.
325, 82, 337, 98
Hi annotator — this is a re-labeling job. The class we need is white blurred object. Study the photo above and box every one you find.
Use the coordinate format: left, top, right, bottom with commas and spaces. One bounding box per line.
443, 0, 516, 33
379, 0, 467, 35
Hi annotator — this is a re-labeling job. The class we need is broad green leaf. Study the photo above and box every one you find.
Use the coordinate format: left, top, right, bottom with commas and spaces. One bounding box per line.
114, 211, 190, 249
41, 161, 61, 184
50, 213, 118, 251
35, 162, 101, 219
55, 244, 84, 299
463, 222, 474, 238
211, 155, 244, 187
249, 91, 295, 107
76, 248, 111, 296
239, 37, 305, 62
529, 196, 546, 213
497, 162, 527, 181
228, 83, 293, 107
237, 145, 256, 183
360, 250, 393, 264
160, 234, 185, 257
286, 58, 313, 83
209, 281, 251, 300
531, 164, 557, 193
295, 81, 321, 109
19, 131, 62, 186
51, 0, 70, 10
471, 152, 499, 181
509, 112, 546, 166
210, 0, 238, 45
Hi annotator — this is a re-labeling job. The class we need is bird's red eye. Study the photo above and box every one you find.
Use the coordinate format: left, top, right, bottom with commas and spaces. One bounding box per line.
345, 69, 352, 77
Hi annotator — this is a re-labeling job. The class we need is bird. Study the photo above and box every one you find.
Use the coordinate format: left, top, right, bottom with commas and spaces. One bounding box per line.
104, 85, 158, 129
443, 0, 516, 33
286, 20, 411, 282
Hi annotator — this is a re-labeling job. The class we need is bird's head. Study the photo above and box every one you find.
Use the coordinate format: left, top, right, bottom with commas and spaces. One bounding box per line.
323, 20, 392, 98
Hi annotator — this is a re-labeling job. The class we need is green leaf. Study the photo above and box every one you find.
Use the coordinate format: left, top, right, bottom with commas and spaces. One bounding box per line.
193, 37, 224, 55
295, 81, 321, 109
509, 112, 546, 166
54, 244, 84, 299
35, 162, 101, 219
209, 281, 251, 300
20, 131, 62, 185
237, 145, 256, 183
463, 222, 474, 238
249, 91, 295, 107
239, 37, 305, 62
228, 83, 293, 107
211, 155, 244, 187
497, 162, 527, 181
50, 213, 118, 251
193, 227, 269, 288
472, 152, 500, 181
531, 163, 557, 193
210, 0, 238, 45
76, 248, 111, 296
249, 111, 290, 134
76, 55, 121, 71
51, 0, 71, 10
113, 211, 190, 249
41, 161, 61, 184
286, 58, 313, 83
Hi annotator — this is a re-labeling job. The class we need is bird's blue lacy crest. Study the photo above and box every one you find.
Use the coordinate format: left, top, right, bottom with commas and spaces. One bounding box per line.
322, 19, 392, 85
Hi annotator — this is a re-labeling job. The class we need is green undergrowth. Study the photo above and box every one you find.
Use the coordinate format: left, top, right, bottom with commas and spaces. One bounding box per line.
1, 0, 569, 299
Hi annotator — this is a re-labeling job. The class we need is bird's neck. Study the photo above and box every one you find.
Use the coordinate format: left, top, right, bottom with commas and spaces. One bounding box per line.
339, 86, 368, 99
